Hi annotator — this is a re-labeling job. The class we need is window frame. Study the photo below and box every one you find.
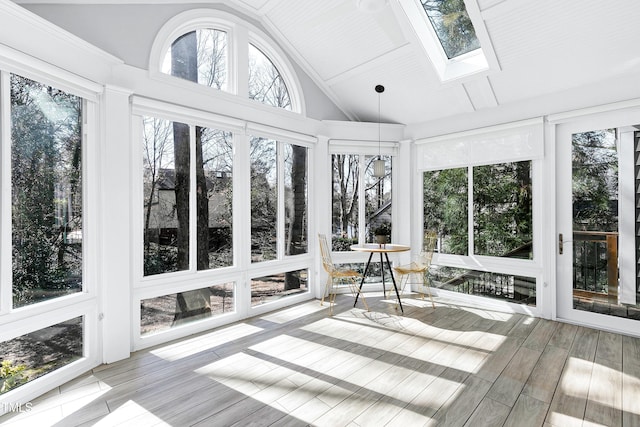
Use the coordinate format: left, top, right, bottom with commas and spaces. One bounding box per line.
414, 120, 545, 314
131, 96, 316, 349
395, 0, 500, 82
0, 55, 101, 408
249, 135, 312, 263
149, 9, 305, 115
329, 144, 396, 251
424, 161, 536, 264
132, 97, 244, 286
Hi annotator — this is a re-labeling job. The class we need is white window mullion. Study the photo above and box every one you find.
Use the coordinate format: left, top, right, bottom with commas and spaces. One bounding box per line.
277, 141, 285, 259
189, 124, 197, 272
358, 154, 367, 244
468, 166, 474, 256
0, 71, 12, 314
82, 99, 98, 296
235, 25, 248, 98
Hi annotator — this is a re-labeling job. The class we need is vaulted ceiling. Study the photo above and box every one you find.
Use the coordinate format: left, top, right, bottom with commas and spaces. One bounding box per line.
12, 0, 640, 130
232, 0, 640, 127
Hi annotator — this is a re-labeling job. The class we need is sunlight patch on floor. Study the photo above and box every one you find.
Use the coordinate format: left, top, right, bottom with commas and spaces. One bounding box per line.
586, 361, 622, 408
457, 306, 514, 322
193, 335, 449, 423
309, 310, 505, 361
558, 357, 594, 396
195, 352, 329, 406
58, 388, 111, 425
260, 300, 326, 324
150, 323, 263, 361
545, 412, 585, 427
93, 400, 170, 426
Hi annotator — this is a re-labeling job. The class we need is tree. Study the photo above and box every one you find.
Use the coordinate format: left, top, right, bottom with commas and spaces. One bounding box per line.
473, 162, 532, 258
285, 145, 307, 290
572, 129, 618, 232
332, 154, 359, 249
421, 0, 480, 58
11, 75, 83, 307
170, 31, 212, 323
423, 168, 468, 255
199, 127, 234, 269
248, 44, 291, 110
250, 137, 277, 262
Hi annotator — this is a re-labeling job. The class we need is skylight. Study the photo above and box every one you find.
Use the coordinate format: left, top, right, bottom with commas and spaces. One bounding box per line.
420, 0, 480, 59
397, 0, 497, 82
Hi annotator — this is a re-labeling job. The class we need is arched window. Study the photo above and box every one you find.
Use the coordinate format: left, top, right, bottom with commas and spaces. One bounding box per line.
150, 9, 303, 114
161, 28, 228, 91
248, 43, 291, 110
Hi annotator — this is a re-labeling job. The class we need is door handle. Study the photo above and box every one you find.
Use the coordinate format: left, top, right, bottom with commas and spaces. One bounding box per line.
559, 233, 563, 255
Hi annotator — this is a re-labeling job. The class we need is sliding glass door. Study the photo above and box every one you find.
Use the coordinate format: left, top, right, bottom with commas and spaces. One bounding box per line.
556, 118, 640, 334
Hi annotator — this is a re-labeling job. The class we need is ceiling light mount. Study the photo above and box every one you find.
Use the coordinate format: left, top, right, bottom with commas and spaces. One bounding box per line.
373, 84, 386, 178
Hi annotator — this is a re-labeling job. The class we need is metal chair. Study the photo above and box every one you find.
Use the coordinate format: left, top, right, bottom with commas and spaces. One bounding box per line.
318, 234, 369, 315
393, 230, 437, 308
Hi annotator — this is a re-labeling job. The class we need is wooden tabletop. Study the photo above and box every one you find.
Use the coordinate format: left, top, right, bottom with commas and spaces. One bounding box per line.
350, 243, 410, 253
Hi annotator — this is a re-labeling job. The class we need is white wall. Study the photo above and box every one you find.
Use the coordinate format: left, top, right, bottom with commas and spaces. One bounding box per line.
21, 3, 350, 122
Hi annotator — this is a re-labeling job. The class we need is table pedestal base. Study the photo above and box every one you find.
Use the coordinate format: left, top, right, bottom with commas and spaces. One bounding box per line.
354, 251, 404, 313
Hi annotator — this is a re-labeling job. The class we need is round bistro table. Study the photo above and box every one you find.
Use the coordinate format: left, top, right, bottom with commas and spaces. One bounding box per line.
350, 243, 410, 313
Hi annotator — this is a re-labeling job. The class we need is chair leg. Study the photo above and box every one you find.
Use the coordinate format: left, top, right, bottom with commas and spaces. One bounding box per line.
393, 274, 407, 310
329, 290, 336, 316
348, 278, 369, 312
321, 276, 332, 306
423, 272, 435, 309
398, 273, 408, 296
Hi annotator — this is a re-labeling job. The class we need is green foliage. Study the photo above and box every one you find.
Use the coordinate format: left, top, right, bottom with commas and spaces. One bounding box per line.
332, 237, 357, 252
372, 222, 391, 236
423, 168, 468, 255
473, 161, 532, 258
572, 129, 618, 232
421, 0, 480, 58
0, 360, 27, 394
424, 161, 533, 259
144, 242, 178, 276
11, 74, 83, 306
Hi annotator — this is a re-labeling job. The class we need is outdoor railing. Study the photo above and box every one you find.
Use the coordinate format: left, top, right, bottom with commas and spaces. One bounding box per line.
572, 230, 618, 303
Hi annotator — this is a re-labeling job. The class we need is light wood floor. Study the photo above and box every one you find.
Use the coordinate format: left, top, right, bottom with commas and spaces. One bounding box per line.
3, 293, 640, 427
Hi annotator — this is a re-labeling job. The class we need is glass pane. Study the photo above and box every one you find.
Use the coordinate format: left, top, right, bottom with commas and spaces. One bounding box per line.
572, 129, 620, 313
284, 143, 308, 256
423, 168, 468, 255
474, 161, 533, 259
248, 44, 291, 110
162, 29, 228, 91
251, 269, 308, 306
430, 265, 536, 306
572, 130, 618, 233
11, 74, 83, 307
250, 136, 277, 262
331, 154, 359, 251
143, 117, 190, 276
197, 127, 233, 270
420, 0, 481, 59
365, 155, 392, 243
0, 316, 83, 394
140, 283, 235, 335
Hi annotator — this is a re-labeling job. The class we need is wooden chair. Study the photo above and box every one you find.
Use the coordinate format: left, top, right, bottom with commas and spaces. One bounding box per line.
318, 234, 369, 315
393, 230, 438, 308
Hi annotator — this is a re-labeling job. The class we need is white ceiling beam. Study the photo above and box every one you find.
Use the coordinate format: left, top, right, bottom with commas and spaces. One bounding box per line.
324, 43, 413, 87
463, 76, 499, 111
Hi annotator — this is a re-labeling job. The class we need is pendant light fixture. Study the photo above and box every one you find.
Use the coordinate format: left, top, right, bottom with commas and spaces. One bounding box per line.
373, 84, 386, 178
